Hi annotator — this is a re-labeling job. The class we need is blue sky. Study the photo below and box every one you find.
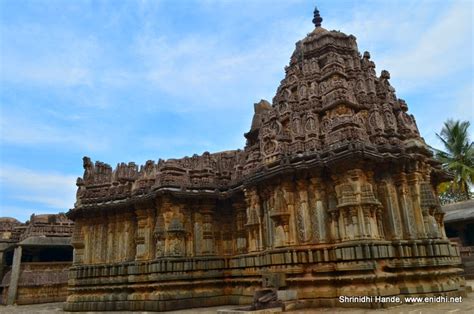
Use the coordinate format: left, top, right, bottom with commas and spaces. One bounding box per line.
0, 0, 473, 222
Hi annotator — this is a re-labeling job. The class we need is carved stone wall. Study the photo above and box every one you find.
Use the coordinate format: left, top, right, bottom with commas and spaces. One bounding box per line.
65, 8, 465, 312
1, 262, 70, 305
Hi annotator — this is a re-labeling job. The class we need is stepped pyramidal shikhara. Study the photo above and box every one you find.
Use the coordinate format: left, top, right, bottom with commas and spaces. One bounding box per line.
65, 7, 466, 312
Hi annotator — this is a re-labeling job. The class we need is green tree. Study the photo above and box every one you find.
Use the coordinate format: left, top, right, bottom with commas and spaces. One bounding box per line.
435, 119, 474, 203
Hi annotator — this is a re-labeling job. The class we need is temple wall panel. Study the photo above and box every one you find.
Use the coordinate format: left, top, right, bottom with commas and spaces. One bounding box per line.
308, 177, 328, 243
135, 207, 155, 261
71, 220, 85, 265
377, 180, 403, 240
407, 171, 428, 238
2, 262, 70, 305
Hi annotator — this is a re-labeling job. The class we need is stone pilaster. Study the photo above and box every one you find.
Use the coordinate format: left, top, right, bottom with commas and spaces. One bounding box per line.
200, 201, 216, 255
308, 177, 328, 243
394, 173, 416, 239
106, 215, 116, 263
244, 187, 262, 251
135, 206, 155, 261
378, 181, 402, 240
407, 171, 427, 238
234, 202, 248, 254
296, 179, 312, 243
282, 181, 296, 245
121, 211, 136, 261
71, 220, 85, 265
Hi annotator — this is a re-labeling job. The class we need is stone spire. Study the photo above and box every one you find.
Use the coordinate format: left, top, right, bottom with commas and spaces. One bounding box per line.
312, 6, 323, 27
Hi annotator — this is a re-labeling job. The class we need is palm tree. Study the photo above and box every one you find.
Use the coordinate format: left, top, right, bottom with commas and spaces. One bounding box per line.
435, 119, 474, 201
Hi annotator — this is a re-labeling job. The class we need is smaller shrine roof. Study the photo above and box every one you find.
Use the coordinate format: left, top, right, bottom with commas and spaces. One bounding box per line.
443, 200, 474, 223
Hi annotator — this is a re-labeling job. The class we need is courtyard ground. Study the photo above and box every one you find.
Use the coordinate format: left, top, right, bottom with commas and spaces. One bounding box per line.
1, 281, 473, 314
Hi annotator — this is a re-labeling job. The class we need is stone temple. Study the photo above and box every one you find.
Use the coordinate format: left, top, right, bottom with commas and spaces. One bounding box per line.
65, 7, 466, 312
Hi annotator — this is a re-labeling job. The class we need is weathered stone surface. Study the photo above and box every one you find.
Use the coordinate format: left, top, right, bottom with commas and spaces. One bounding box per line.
65, 7, 465, 312
277, 290, 297, 302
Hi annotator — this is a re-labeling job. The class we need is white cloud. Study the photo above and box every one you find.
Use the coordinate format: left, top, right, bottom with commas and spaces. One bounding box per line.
0, 165, 77, 211
133, 18, 307, 109
330, 1, 472, 93
380, 3, 472, 90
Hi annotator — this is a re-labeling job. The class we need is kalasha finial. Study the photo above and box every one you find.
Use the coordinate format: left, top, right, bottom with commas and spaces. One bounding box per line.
312, 6, 323, 27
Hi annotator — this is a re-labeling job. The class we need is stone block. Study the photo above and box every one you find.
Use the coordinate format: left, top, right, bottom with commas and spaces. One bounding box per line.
277, 289, 297, 301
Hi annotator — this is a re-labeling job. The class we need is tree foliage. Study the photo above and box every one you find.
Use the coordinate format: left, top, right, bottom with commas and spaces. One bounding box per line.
435, 119, 474, 203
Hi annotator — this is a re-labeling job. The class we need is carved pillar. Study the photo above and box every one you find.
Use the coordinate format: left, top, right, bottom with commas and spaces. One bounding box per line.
268, 185, 291, 247
376, 207, 385, 238
420, 181, 443, 239
116, 214, 125, 261
334, 175, 354, 241
394, 173, 416, 239
333, 169, 384, 241
83, 224, 92, 263
296, 179, 312, 243
193, 211, 203, 256
220, 223, 233, 255
329, 210, 340, 242
201, 201, 216, 255
106, 215, 116, 263
6, 245, 22, 305
282, 181, 296, 245
340, 209, 349, 240
88, 223, 95, 263
164, 204, 186, 257
360, 206, 369, 238
361, 205, 379, 239
93, 219, 103, 263
360, 172, 384, 240
91, 222, 98, 263
327, 192, 340, 242
184, 206, 194, 257
261, 187, 274, 249
155, 211, 166, 258
234, 202, 248, 254
100, 220, 107, 263
121, 211, 136, 261
435, 212, 447, 239
378, 181, 402, 240
407, 171, 427, 238
309, 177, 328, 243
244, 187, 262, 251
71, 220, 85, 265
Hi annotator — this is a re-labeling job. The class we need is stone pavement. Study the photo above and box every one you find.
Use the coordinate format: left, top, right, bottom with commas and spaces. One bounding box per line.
0, 304, 238, 314
1, 297, 472, 314
1, 281, 473, 314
